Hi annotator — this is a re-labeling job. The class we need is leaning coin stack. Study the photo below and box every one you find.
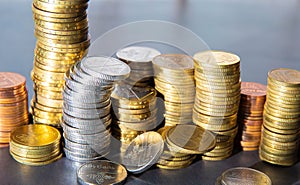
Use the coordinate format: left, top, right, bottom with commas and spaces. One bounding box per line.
192, 51, 241, 160
9, 124, 62, 166
111, 84, 158, 153
116, 46, 161, 87
259, 68, 300, 166
0, 72, 29, 146
237, 82, 266, 151
153, 54, 195, 126
156, 124, 216, 169
62, 56, 130, 162
215, 167, 272, 185
31, 0, 90, 127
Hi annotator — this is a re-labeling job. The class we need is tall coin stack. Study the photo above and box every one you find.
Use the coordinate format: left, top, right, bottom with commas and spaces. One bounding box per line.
31, 0, 90, 127
237, 82, 266, 151
259, 68, 300, 166
111, 84, 158, 153
116, 46, 161, 87
152, 54, 195, 126
193, 51, 241, 160
62, 56, 130, 162
0, 73, 29, 146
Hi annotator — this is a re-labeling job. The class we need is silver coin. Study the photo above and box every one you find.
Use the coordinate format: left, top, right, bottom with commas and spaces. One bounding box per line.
122, 131, 164, 174
80, 56, 130, 81
63, 108, 110, 119
116, 46, 161, 63
77, 160, 127, 185
63, 102, 111, 116
65, 151, 103, 163
61, 121, 107, 135
62, 112, 111, 128
221, 167, 272, 185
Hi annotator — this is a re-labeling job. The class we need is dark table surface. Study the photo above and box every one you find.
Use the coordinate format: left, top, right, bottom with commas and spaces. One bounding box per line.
0, 0, 300, 184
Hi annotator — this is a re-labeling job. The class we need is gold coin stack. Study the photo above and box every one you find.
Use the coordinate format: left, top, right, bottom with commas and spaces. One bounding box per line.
259, 68, 300, 166
30, 0, 90, 127
9, 124, 62, 166
116, 46, 161, 87
0, 72, 29, 146
111, 84, 158, 152
192, 51, 241, 161
152, 54, 195, 126
238, 82, 266, 151
156, 124, 216, 169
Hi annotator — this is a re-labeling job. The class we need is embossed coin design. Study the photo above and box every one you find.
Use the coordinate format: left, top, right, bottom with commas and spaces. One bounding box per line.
122, 131, 164, 174
77, 160, 127, 185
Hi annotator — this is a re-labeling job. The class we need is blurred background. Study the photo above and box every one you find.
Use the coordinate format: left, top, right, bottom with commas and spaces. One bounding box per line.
0, 0, 299, 101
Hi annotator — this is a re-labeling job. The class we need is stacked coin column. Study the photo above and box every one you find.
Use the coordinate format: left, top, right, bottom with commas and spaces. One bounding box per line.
152, 54, 195, 126
111, 85, 158, 153
0, 73, 29, 147
116, 46, 161, 87
259, 68, 300, 166
192, 51, 241, 161
62, 57, 130, 162
237, 82, 266, 151
31, 0, 90, 127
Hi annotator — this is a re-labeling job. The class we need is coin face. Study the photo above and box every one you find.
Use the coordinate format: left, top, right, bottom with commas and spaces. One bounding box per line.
116, 46, 161, 63
0, 72, 26, 90
241, 82, 267, 97
77, 160, 127, 185
166, 124, 216, 154
122, 131, 164, 174
194, 51, 240, 66
152, 54, 194, 70
221, 167, 272, 185
10, 124, 61, 147
268, 68, 300, 84
81, 56, 130, 78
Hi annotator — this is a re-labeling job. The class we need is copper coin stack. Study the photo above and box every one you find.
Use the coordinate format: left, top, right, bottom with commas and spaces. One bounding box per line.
30, 0, 90, 127
0, 72, 29, 146
116, 46, 161, 87
192, 51, 241, 161
152, 54, 195, 126
259, 68, 300, 166
237, 82, 267, 151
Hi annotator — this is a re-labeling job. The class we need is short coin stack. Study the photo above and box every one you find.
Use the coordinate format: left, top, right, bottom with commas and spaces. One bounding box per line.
116, 46, 161, 87
31, 0, 90, 127
259, 68, 300, 166
111, 85, 158, 153
193, 51, 241, 160
237, 82, 266, 151
156, 124, 216, 169
153, 54, 195, 126
62, 56, 130, 162
9, 124, 62, 166
215, 167, 272, 185
0, 73, 29, 146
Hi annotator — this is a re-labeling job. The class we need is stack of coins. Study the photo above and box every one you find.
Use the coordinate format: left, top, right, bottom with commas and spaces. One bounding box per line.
62, 56, 130, 162
0, 73, 29, 146
192, 51, 241, 160
9, 124, 62, 166
111, 84, 158, 152
152, 54, 195, 126
116, 46, 161, 87
215, 167, 272, 185
237, 82, 266, 151
259, 68, 300, 166
156, 124, 216, 169
31, 0, 90, 127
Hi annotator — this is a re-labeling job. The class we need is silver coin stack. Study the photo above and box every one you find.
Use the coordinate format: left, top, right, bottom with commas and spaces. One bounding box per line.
116, 46, 161, 87
62, 56, 130, 162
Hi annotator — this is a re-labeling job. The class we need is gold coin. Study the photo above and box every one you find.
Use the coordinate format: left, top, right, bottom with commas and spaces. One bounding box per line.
32, 4, 85, 18
268, 68, 300, 87
194, 50, 240, 67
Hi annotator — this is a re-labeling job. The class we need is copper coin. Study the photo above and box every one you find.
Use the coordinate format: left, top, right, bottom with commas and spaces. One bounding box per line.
0, 72, 26, 91
241, 82, 267, 97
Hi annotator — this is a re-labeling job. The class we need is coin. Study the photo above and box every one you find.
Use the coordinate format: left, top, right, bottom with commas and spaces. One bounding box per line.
220, 167, 272, 185
122, 131, 164, 174
77, 160, 127, 185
